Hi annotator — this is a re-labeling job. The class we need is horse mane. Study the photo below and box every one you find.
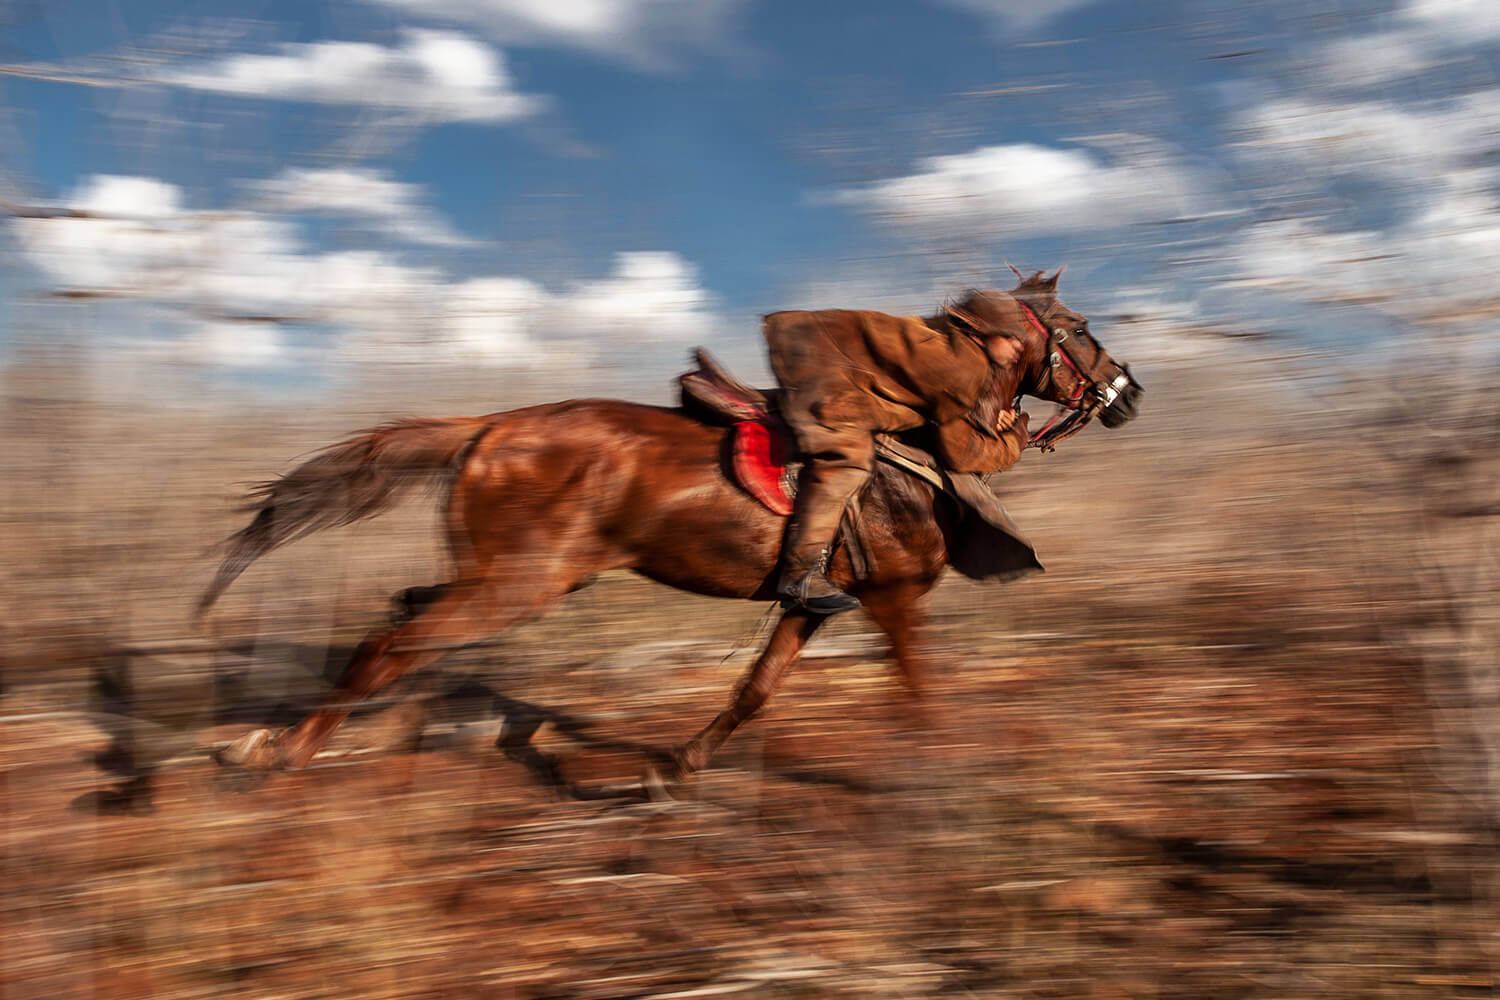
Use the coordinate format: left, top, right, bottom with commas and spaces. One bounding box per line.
944, 266, 1063, 319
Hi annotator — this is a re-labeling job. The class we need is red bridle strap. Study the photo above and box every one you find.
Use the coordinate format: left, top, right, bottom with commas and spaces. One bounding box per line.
1013, 299, 1050, 339
1014, 300, 1089, 446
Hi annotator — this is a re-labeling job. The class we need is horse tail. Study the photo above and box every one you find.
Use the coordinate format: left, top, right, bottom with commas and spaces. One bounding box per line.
197, 416, 494, 615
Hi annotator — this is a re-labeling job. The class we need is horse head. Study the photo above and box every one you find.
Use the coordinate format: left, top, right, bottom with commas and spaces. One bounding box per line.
946, 269, 1142, 451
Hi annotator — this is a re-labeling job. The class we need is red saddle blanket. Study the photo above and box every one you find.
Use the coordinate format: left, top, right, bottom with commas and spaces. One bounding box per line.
677, 348, 799, 516
731, 419, 797, 517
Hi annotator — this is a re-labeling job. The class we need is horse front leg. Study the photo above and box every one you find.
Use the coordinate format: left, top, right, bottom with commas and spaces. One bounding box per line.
673, 609, 824, 779
858, 583, 938, 727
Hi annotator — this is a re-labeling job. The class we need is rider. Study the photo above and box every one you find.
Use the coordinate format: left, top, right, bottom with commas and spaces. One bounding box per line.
764, 289, 1036, 615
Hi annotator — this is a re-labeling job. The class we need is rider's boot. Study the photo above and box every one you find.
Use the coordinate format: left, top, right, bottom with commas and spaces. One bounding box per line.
777, 470, 864, 615
778, 548, 861, 615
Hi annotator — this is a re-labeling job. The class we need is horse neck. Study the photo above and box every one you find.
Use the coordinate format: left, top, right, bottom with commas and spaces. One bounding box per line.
1009, 348, 1051, 401
1010, 303, 1056, 400
926, 296, 1049, 401
998, 348, 1044, 400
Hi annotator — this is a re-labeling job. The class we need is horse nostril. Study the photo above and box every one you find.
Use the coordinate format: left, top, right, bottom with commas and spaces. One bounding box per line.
1099, 382, 1141, 427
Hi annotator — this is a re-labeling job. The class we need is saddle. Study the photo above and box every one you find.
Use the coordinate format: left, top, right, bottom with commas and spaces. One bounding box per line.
679, 350, 796, 514
679, 349, 1043, 581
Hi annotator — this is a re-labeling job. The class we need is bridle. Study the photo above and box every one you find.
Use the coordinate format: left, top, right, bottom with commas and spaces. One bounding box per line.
1012, 299, 1138, 453
945, 293, 1138, 453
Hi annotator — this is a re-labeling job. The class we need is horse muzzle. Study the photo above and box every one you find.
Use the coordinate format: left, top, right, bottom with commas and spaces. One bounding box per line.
1097, 365, 1142, 428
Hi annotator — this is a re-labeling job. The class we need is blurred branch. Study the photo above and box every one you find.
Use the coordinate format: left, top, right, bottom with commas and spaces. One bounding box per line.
0, 198, 94, 219
0, 61, 142, 88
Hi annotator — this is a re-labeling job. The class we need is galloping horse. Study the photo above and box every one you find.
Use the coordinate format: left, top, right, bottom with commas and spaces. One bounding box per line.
202, 278, 1141, 784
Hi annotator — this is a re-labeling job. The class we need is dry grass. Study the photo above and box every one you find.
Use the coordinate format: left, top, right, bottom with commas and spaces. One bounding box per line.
2, 351, 1498, 999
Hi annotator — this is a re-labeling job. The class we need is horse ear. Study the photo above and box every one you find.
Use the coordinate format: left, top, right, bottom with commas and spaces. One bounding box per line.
1044, 266, 1065, 290
1006, 261, 1025, 282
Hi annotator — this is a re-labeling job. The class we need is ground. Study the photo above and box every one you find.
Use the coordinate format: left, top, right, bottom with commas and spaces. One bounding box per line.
2, 360, 1497, 998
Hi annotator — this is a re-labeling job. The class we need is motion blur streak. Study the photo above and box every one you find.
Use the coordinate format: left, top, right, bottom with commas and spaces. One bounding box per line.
2, 1, 1499, 997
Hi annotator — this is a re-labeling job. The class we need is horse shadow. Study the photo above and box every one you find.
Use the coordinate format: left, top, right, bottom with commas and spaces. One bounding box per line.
74, 638, 372, 812
76, 629, 904, 809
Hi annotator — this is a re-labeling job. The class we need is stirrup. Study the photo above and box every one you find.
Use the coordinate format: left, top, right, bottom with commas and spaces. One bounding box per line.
793, 589, 862, 616
779, 570, 862, 616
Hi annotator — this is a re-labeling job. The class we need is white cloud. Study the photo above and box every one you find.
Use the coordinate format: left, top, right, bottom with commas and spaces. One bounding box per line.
14, 178, 443, 327
360, 0, 741, 68
832, 141, 1203, 235
1402, 0, 1500, 42
440, 276, 553, 364
1231, 206, 1500, 325
1237, 92, 1500, 195
9, 174, 720, 371
563, 251, 713, 342
413, 252, 718, 366
249, 167, 474, 247
17, 175, 199, 296
1238, 97, 1449, 181
1205, 0, 1500, 336
1103, 285, 1225, 361
1306, 0, 1500, 89
1314, 31, 1437, 90
937, 0, 1105, 33
1229, 219, 1396, 302
1223, 0, 1500, 314
1230, 90, 1500, 323
194, 321, 289, 368
158, 29, 544, 124
71, 174, 182, 218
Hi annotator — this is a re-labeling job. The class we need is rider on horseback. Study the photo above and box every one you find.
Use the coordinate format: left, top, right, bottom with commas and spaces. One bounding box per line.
765, 277, 1056, 615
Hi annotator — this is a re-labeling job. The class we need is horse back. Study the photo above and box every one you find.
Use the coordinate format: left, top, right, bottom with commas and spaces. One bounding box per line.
454, 398, 950, 599
453, 400, 788, 598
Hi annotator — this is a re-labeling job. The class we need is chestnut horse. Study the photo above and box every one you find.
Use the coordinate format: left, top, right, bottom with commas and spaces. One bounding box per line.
202, 281, 1141, 784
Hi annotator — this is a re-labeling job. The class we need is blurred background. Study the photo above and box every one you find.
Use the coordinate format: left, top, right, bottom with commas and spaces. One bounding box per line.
3, 1, 1500, 997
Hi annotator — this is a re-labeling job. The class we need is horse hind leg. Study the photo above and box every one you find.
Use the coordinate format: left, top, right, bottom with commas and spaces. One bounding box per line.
221, 568, 573, 771
221, 581, 496, 770
390, 583, 447, 625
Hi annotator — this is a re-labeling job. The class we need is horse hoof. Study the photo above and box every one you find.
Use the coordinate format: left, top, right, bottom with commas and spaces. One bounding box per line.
642, 764, 675, 803
669, 745, 704, 783
216, 729, 281, 769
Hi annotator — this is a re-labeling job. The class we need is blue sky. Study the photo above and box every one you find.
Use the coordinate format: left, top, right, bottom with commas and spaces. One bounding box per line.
3, 0, 1499, 387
